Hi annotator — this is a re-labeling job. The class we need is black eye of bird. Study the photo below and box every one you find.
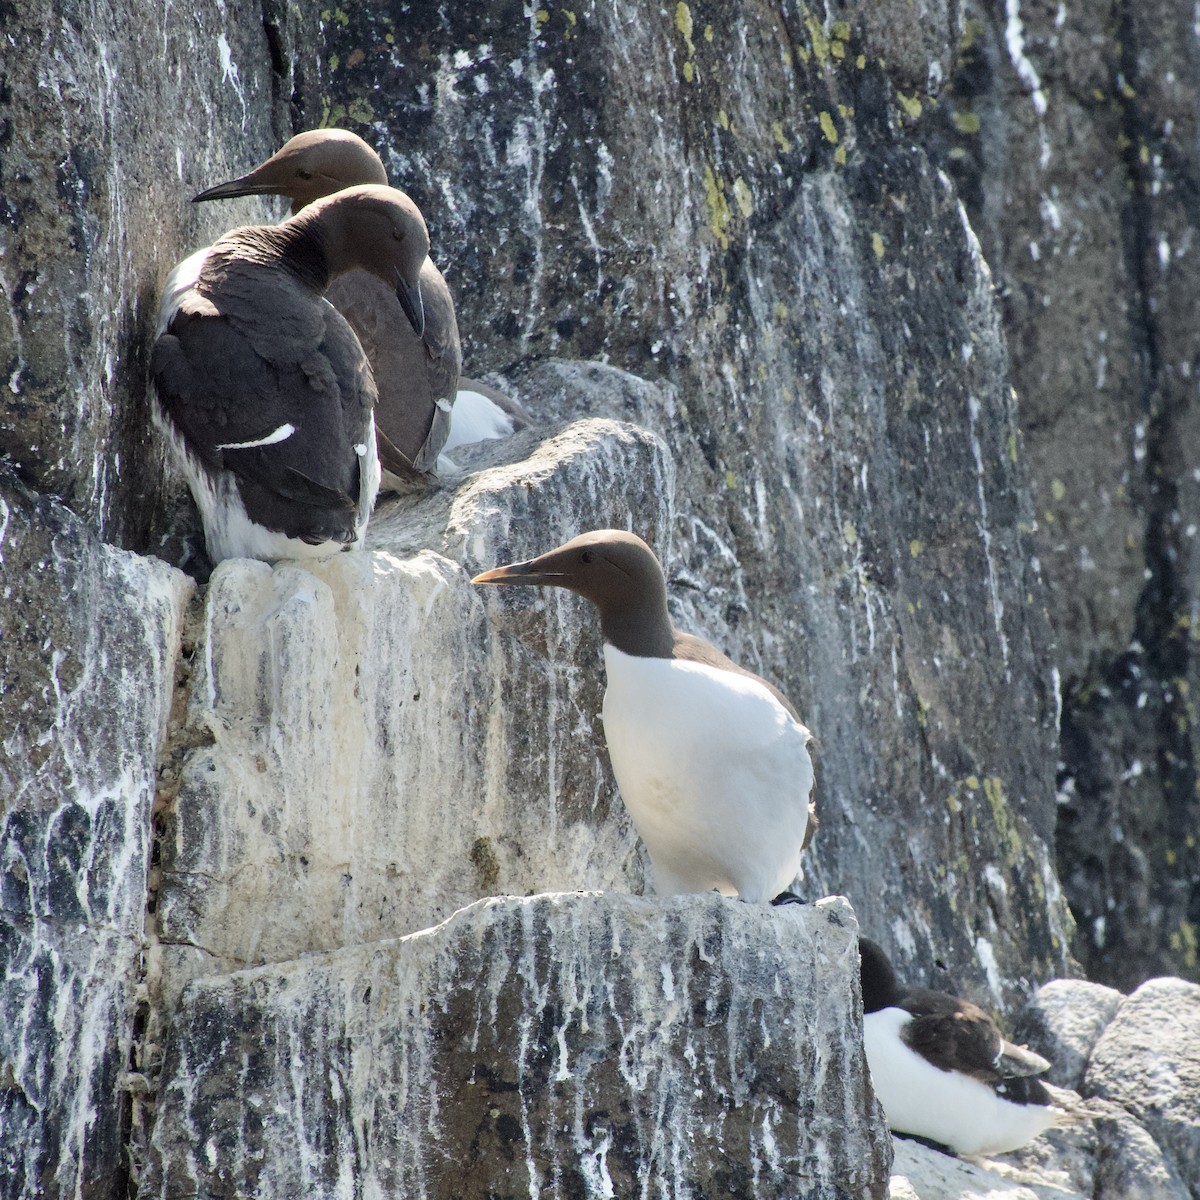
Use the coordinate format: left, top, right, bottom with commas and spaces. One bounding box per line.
297, 169, 313, 180
581, 551, 595, 564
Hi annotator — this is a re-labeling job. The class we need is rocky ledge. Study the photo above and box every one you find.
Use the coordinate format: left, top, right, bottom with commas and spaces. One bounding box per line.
143, 893, 888, 1200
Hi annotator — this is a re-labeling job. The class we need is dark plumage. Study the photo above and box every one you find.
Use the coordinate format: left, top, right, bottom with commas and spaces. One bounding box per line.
152, 185, 429, 563
192, 129, 461, 490
859, 936, 1067, 1156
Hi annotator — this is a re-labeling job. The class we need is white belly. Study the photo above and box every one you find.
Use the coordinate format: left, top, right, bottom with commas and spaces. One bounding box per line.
601, 645, 812, 903
863, 1008, 1062, 1156
153, 407, 376, 563
436, 387, 516, 474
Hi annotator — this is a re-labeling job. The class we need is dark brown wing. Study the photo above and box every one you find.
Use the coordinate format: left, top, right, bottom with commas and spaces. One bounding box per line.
901, 989, 1034, 1084
152, 282, 375, 544
328, 258, 461, 482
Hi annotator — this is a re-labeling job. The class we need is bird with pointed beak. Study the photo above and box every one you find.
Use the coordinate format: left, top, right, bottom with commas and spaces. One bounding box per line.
859, 936, 1073, 1156
151, 184, 430, 562
189, 129, 523, 489
473, 529, 817, 903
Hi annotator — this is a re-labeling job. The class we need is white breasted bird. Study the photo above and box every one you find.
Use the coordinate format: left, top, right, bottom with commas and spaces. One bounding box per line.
151, 184, 429, 562
472, 529, 816, 902
860, 936, 1070, 1156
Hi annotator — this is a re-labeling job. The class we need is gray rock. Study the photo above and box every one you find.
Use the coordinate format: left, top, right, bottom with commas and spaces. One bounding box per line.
319, 0, 1078, 1008
890, 1175, 924, 1200
1084, 977, 1200, 1190
890, 1134, 1088, 1200
921, 0, 1200, 988
0, 470, 191, 1196
144, 893, 889, 1200
998, 1111, 1101, 1199
151, 418, 671, 1017
1088, 1097, 1193, 1200
11, 0, 1200, 1195
1015, 978, 1124, 1089
0, 1, 316, 550
7, 0, 1078, 1018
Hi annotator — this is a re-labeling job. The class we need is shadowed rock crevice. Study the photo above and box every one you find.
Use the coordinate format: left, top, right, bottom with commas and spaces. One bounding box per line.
1049, 0, 1200, 991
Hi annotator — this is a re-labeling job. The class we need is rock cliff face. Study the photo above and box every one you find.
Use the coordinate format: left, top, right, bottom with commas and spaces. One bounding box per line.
323, 0, 1078, 997
2, 0, 1198, 1197
918, 0, 1200, 989
0, 476, 190, 1197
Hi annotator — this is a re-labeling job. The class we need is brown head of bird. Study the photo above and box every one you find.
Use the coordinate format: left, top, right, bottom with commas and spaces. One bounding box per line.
289, 183, 430, 336
472, 530, 676, 658
192, 129, 387, 214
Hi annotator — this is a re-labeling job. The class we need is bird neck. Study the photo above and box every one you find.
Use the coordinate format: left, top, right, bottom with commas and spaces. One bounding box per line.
267, 220, 332, 293
598, 591, 676, 659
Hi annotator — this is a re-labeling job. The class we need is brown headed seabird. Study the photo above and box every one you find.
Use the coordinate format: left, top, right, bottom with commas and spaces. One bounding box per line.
473, 530, 816, 902
860, 937, 1071, 1156
151, 184, 429, 562
190, 129, 519, 489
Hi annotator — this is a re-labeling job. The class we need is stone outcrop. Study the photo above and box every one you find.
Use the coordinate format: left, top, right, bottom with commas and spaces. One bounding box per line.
145, 894, 888, 1200
1014, 978, 1124, 1089
0, 472, 191, 1197
153, 419, 670, 1016
319, 0, 1079, 1005
919, 0, 1200, 989
1083, 977, 1200, 1188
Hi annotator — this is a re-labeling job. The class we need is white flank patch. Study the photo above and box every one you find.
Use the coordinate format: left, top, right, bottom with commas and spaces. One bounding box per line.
441, 388, 516, 455
356, 413, 380, 546
216, 423, 295, 451
156, 246, 211, 336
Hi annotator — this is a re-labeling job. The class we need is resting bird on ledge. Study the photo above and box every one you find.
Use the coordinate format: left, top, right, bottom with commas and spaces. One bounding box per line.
191, 129, 522, 491
860, 936, 1071, 1157
151, 184, 430, 563
473, 529, 816, 902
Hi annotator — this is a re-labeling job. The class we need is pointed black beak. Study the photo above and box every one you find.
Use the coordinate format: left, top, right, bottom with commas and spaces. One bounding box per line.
191, 176, 278, 203
472, 560, 565, 586
395, 273, 425, 337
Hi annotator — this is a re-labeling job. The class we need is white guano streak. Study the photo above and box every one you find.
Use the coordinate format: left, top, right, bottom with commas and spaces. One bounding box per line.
1004, 0, 1051, 168
967, 396, 1010, 669
216, 31, 248, 129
